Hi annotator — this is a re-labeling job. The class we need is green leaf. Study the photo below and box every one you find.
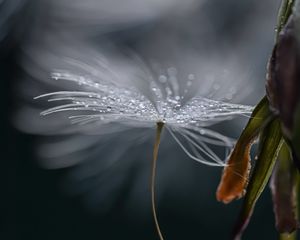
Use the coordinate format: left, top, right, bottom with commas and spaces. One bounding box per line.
216, 97, 274, 203
232, 119, 283, 240
240, 97, 274, 139
277, 0, 295, 40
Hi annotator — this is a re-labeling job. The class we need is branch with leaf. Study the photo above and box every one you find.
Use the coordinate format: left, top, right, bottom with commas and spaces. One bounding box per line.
216, 0, 300, 239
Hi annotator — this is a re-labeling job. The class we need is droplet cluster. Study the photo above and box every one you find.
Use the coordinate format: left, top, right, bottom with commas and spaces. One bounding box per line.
37, 67, 253, 128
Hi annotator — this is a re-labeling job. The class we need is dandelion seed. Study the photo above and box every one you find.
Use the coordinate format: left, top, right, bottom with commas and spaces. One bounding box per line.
35, 58, 253, 239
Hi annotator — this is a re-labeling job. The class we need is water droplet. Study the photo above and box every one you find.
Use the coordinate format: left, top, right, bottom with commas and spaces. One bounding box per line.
139, 103, 144, 108
165, 87, 172, 96
159, 75, 167, 83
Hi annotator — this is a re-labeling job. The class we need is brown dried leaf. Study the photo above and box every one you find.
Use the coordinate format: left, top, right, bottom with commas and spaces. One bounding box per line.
216, 97, 273, 203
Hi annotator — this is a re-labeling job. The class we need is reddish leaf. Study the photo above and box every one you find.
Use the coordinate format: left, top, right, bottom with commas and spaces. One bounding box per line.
266, 17, 300, 138
216, 97, 273, 203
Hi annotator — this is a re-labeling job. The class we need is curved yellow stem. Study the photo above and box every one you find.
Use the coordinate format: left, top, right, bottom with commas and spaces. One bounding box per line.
151, 122, 165, 240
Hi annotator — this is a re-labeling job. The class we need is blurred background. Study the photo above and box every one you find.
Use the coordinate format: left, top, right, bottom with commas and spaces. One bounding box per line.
1, 0, 291, 239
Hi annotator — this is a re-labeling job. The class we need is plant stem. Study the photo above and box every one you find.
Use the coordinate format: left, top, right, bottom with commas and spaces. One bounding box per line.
151, 122, 165, 240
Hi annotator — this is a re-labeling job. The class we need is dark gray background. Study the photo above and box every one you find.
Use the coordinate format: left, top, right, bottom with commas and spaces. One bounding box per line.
2, 0, 297, 239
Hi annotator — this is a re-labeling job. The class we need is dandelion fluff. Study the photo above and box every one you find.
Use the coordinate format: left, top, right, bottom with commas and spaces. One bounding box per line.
28, 42, 253, 239
15, 35, 256, 239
